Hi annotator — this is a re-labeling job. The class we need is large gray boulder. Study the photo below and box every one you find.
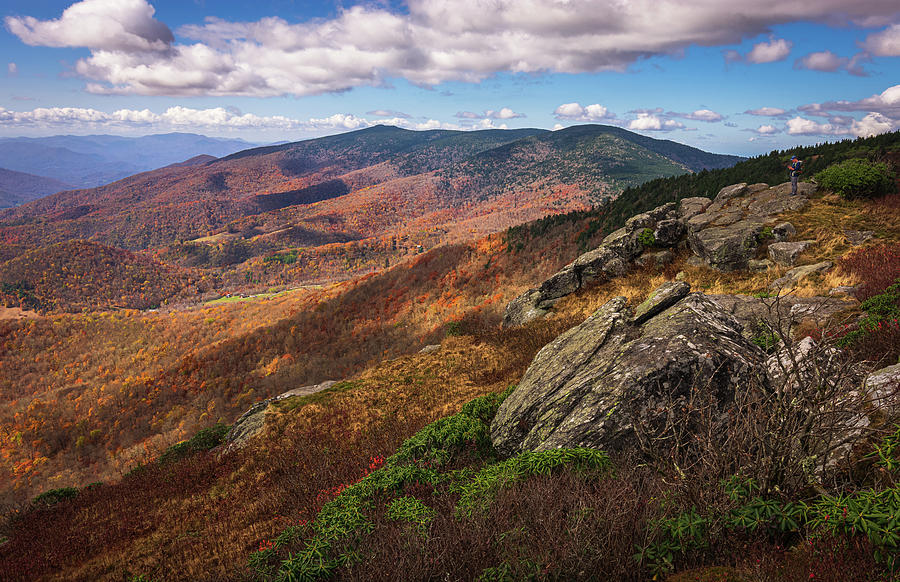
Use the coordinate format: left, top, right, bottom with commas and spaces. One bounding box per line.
491, 289, 766, 457
687, 219, 765, 271
654, 218, 686, 247
502, 289, 548, 327
683, 182, 811, 272
575, 246, 628, 284
539, 266, 580, 301
768, 240, 815, 266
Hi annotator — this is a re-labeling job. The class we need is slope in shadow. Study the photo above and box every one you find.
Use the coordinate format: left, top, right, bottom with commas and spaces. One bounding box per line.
250, 179, 351, 213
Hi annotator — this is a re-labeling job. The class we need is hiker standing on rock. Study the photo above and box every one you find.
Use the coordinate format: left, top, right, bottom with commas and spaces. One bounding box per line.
788, 155, 803, 195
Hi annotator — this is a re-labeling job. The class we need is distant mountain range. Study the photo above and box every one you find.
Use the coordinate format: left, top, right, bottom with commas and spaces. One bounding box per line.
0, 168, 73, 208
0, 124, 741, 254
0, 133, 257, 189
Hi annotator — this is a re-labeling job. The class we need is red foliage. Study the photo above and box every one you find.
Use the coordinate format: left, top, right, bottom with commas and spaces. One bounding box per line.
838, 242, 900, 300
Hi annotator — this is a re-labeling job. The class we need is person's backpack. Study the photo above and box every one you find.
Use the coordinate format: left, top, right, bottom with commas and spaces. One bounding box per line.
791, 160, 803, 175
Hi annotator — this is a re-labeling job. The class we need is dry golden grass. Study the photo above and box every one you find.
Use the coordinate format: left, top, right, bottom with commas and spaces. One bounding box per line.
2, 314, 571, 581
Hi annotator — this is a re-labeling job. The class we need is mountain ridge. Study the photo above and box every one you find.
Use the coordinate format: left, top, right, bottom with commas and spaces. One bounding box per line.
0, 125, 741, 284
0, 168, 72, 208
0, 133, 258, 188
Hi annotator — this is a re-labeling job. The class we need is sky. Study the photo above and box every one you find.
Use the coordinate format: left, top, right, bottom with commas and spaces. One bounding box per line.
1, 0, 899, 156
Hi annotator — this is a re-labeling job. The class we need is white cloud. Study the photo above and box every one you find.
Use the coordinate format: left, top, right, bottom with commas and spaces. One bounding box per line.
5, 0, 172, 52
795, 50, 846, 72
799, 84, 900, 119
0, 105, 305, 130
485, 107, 525, 119
852, 112, 896, 137
755, 124, 780, 134
678, 109, 724, 122
553, 102, 615, 122
456, 107, 524, 120
745, 107, 788, 116
627, 113, 685, 131
794, 50, 869, 75
862, 23, 900, 56
784, 114, 896, 137
0, 104, 518, 134
746, 37, 792, 63
785, 116, 846, 135
552, 123, 564, 131
7, 62, 16, 75
8, 0, 900, 97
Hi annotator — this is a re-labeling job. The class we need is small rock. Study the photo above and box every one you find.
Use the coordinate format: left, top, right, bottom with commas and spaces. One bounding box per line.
768, 240, 815, 267
770, 261, 834, 290
419, 344, 441, 354
224, 381, 339, 451
686, 256, 706, 268
601, 227, 643, 261
687, 219, 765, 271
845, 230, 875, 246
652, 250, 675, 267
653, 218, 686, 247
772, 222, 797, 242
575, 246, 626, 283
675, 271, 687, 281
635, 250, 674, 269
633, 281, 691, 325
829, 286, 858, 298
647, 202, 677, 222
748, 259, 774, 272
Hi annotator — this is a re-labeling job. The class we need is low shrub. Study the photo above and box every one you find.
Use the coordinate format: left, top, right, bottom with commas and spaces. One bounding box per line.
838, 278, 900, 363
158, 423, 231, 465
31, 486, 79, 507
249, 387, 616, 581
454, 448, 611, 518
815, 159, 896, 199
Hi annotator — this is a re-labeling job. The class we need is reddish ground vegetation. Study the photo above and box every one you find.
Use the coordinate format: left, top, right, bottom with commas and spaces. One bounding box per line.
838, 242, 900, 300
0, 211, 602, 509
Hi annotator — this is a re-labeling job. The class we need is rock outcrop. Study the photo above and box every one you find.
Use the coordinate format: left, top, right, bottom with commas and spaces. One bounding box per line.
492, 282, 891, 474
224, 380, 338, 451
503, 181, 819, 327
492, 286, 765, 457
686, 182, 811, 271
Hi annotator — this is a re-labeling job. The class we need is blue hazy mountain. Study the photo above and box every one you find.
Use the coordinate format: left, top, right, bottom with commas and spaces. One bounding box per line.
0, 133, 258, 188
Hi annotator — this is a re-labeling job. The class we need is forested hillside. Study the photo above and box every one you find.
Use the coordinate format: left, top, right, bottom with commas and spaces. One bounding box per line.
0, 125, 739, 297
0, 130, 896, 582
